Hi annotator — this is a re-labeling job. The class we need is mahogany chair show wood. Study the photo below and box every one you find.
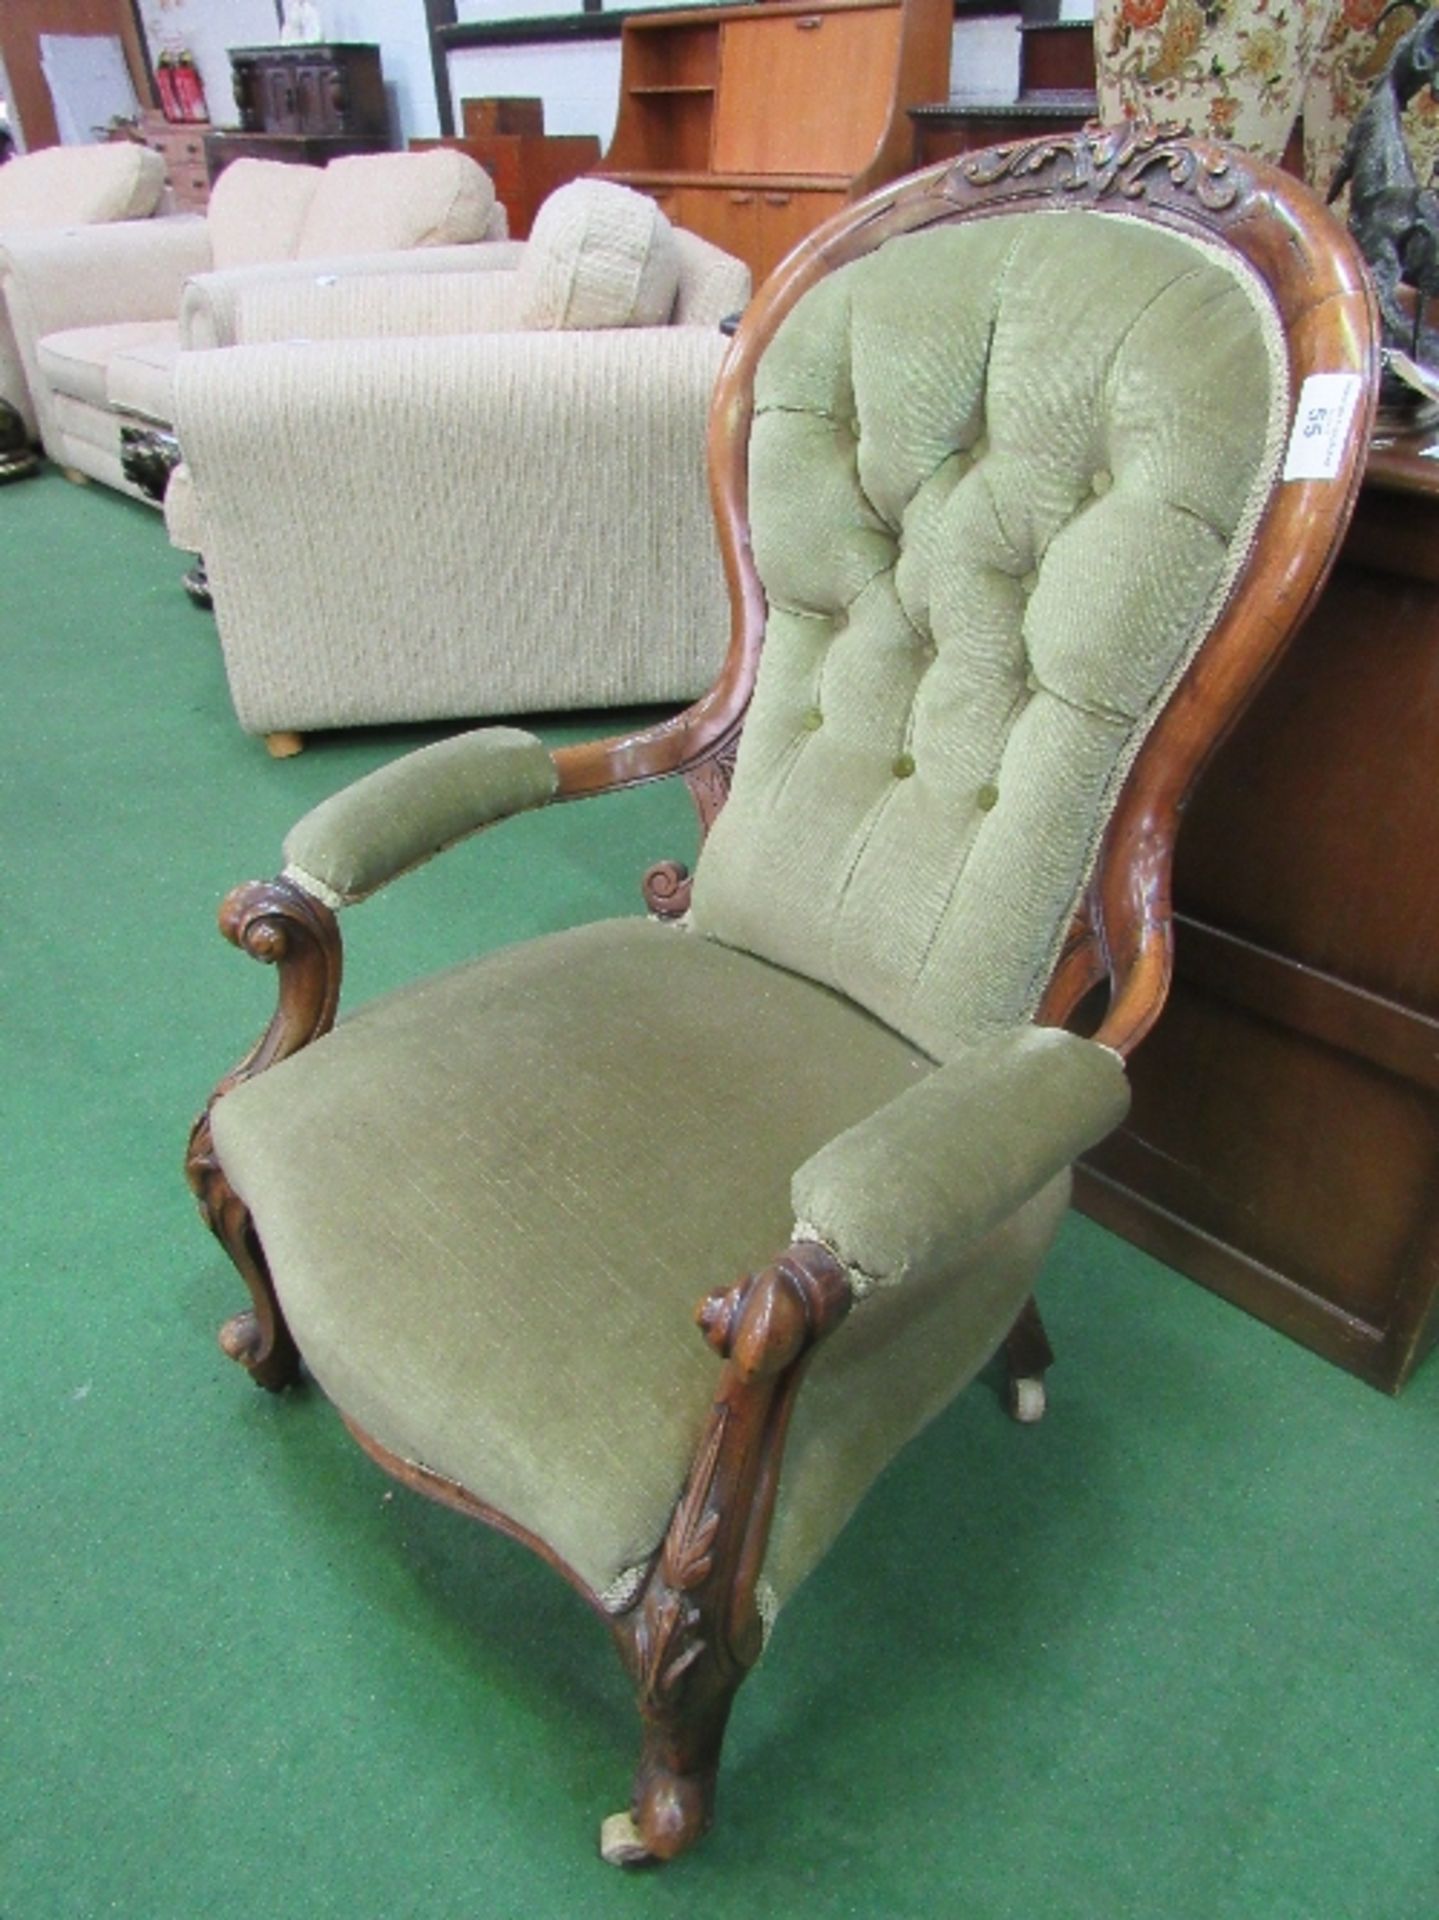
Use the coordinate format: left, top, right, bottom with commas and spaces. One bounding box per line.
186, 128, 1377, 1866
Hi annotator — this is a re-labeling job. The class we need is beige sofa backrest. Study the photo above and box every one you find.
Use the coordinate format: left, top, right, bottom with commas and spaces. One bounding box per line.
206, 149, 499, 272
0, 142, 165, 229
207, 161, 321, 269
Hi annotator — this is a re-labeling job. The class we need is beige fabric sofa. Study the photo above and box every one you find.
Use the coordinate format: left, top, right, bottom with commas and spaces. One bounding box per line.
0, 148, 508, 494
0, 141, 165, 439
164, 182, 751, 747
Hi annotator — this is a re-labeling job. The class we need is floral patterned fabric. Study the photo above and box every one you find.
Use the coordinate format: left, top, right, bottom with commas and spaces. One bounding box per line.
1303, 0, 1439, 200
1094, 0, 1338, 160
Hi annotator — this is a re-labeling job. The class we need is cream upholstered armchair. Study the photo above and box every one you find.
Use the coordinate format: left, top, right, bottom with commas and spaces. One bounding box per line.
0, 141, 165, 446
0, 147, 508, 494
163, 181, 751, 751
186, 129, 1375, 1865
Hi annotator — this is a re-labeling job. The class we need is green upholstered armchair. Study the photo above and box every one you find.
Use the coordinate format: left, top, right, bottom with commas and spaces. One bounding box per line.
186, 126, 1376, 1867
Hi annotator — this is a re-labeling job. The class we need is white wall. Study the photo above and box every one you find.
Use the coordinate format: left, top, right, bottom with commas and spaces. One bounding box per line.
325, 0, 440, 140
950, 17, 1021, 104
137, 0, 445, 141
446, 41, 623, 146
138, 0, 276, 132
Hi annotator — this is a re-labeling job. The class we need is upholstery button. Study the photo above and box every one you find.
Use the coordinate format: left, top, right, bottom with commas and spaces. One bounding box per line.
800, 707, 824, 732
893, 752, 915, 780
1021, 569, 1039, 594
1090, 468, 1113, 497
976, 781, 1000, 811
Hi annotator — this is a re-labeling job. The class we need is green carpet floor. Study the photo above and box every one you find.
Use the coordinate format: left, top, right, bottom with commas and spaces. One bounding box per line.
2, 469, 1435, 1920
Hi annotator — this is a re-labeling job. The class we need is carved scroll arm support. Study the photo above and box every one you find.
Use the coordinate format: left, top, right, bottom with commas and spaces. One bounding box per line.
184, 877, 343, 1388
610, 1241, 851, 1861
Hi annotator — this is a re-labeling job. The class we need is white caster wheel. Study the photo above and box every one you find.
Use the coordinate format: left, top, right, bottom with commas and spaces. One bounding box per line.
599, 1812, 654, 1868
1008, 1374, 1047, 1424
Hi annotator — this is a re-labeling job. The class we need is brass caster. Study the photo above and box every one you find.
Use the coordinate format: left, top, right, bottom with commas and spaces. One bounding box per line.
1008, 1374, 1047, 1424
599, 1812, 654, 1868
264, 731, 305, 759
62, 467, 91, 486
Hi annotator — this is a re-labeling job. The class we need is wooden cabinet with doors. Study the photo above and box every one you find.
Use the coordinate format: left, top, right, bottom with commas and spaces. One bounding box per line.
228, 44, 388, 141
206, 44, 390, 181
1077, 436, 1439, 1394
594, 0, 951, 285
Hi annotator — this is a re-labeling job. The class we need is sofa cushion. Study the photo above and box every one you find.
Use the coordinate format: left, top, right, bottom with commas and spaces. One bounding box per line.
517, 180, 679, 330
207, 159, 322, 270
0, 143, 164, 229
36, 319, 179, 410
106, 326, 182, 424
294, 149, 496, 259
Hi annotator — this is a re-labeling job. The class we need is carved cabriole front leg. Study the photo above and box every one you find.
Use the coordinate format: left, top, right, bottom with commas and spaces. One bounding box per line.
184, 877, 342, 1390
606, 1241, 852, 1864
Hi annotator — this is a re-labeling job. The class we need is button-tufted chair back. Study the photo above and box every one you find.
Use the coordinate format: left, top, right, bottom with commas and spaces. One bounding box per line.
690, 205, 1289, 1063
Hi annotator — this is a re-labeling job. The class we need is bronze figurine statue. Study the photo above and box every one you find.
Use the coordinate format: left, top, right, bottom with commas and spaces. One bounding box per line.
1329, 2, 1439, 377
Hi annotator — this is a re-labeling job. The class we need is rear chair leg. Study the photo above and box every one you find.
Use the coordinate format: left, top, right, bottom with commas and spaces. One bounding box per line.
1004, 1295, 1054, 1424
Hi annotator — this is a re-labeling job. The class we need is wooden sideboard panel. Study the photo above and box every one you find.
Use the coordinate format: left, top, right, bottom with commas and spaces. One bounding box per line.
710, 9, 902, 175
596, 0, 950, 284
1079, 452, 1439, 1393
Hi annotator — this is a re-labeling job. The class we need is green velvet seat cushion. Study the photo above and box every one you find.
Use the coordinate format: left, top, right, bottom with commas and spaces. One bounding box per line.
211, 916, 954, 1601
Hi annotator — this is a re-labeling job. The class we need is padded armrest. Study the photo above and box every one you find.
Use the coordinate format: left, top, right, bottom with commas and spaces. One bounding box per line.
281, 727, 558, 907
791, 1026, 1129, 1297
0, 216, 211, 336
171, 322, 731, 734
180, 241, 526, 348
217, 265, 526, 344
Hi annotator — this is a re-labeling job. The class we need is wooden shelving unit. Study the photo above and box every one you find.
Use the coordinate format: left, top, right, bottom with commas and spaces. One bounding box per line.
594, 0, 952, 284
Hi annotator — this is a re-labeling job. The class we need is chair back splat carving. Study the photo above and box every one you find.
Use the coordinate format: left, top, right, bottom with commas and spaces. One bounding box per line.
190, 124, 1375, 1869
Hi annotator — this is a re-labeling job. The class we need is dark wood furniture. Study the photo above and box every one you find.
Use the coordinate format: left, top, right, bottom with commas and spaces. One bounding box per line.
412, 95, 598, 241
593, 0, 953, 283
229, 42, 387, 138
206, 42, 390, 179
186, 131, 1376, 1866
1077, 430, 1439, 1394
914, 16, 1096, 163
204, 131, 390, 180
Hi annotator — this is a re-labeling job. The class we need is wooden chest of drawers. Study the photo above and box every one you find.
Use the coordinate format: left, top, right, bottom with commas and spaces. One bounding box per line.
137, 111, 210, 213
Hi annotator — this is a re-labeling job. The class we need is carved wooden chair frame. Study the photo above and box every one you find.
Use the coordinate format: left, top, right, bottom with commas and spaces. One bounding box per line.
186, 125, 1377, 1866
